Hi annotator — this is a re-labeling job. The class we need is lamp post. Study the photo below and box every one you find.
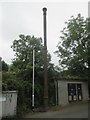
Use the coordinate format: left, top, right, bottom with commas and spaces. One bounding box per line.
32, 48, 35, 111
43, 7, 48, 111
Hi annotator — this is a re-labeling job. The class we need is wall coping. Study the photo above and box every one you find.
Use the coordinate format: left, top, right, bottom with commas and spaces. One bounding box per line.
2, 91, 18, 93
57, 78, 88, 82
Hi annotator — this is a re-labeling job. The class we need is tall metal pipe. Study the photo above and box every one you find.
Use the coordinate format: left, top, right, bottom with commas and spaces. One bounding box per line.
43, 7, 48, 111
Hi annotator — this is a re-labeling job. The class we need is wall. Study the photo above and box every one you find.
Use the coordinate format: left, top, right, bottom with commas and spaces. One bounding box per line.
0, 57, 2, 119
58, 80, 68, 105
88, 1, 90, 17
82, 82, 89, 101
2, 91, 17, 117
58, 80, 89, 106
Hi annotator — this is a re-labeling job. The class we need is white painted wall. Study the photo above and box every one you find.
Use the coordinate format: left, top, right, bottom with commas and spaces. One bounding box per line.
82, 82, 89, 101
88, 1, 90, 17
0, 95, 2, 120
0, 57, 2, 119
58, 80, 88, 106
2, 91, 17, 117
58, 80, 68, 105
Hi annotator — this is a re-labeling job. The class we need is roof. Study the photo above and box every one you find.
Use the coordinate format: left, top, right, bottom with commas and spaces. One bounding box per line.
57, 77, 88, 82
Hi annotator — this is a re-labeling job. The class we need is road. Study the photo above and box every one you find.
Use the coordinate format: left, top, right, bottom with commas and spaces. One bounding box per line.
23, 101, 88, 118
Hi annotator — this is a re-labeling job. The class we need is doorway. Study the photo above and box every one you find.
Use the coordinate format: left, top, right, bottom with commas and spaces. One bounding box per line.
68, 83, 83, 102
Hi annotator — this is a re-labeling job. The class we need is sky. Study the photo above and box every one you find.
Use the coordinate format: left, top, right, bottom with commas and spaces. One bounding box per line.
0, 1, 88, 65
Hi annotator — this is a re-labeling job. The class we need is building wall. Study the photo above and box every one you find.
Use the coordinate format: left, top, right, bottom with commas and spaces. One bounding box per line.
82, 82, 89, 101
58, 80, 88, 105
2, 91, 17, 117
0, 57, 2, 119
58, 80, 68, 105
88, 1, 90, 17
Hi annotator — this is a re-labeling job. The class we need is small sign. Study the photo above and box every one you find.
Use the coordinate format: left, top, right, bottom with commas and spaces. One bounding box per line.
69, 96, 72, 101
0, 97, 6, 101
73, 95, 77, 101
79, 95, 82, 100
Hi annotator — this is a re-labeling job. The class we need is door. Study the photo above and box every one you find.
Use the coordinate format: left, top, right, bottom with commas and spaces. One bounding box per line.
77, 84, 83, 101
68, 83, 83, 102
68, 83, 77, 102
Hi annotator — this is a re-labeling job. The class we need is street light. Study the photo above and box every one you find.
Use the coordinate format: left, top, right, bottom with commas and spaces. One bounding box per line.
32, 47, 35, 112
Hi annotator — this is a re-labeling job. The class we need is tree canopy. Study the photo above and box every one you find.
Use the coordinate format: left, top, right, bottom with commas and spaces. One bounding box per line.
2, 60, 9, 71
55, 14, 90, 78
2, 34, 57, 113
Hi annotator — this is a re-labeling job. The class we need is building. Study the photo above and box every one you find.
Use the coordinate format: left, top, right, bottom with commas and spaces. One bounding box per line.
55, 78, 89, 106
0, 57, 2, 119
88, 1, 90, 17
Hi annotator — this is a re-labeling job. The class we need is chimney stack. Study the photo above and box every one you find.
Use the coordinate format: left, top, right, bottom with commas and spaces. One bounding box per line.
43, 7, 48, 111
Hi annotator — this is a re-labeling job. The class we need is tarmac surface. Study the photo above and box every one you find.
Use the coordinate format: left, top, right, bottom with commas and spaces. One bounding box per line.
23, 101, 88, 118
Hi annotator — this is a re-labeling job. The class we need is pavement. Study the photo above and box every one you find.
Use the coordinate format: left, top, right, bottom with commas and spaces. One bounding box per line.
23, 101, 88, 118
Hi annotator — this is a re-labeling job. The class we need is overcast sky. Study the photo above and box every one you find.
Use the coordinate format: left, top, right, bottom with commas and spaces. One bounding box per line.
0, 1, 88, 65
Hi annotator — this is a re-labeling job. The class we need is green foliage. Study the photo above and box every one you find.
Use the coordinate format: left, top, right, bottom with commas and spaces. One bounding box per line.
2, 61, 9, 71
11, 35, 45, 112
55, 14, 90, 97
55, 14, 90, 77
2, 34, 58, 113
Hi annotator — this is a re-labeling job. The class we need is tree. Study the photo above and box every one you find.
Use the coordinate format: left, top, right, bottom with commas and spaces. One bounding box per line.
55, 14, 90, 97
2, 60, 10, 90
55, 14, 90, 78
11, 34, 55, 111
2, 60, 9, 71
